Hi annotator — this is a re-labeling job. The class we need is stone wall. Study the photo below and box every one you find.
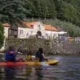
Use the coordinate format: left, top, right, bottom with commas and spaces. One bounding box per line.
5, 38, 80, 55
6, 38, 50, 55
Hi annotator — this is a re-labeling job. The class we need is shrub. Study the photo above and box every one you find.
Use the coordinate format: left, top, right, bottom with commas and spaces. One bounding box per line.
0, 22, 4, 48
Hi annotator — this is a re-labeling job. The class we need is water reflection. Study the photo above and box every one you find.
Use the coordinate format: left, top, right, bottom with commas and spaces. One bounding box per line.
0, 56, 80, 80
25, 66, 32, 80
4, 66, 15, 80
35, 66, 43, 80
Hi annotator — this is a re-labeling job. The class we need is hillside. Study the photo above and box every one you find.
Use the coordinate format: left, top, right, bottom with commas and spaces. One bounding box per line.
0, 0, 80, 25
0, 0, 80, 36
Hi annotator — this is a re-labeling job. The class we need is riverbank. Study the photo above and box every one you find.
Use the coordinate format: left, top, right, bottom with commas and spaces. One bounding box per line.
2, 38, 80, 55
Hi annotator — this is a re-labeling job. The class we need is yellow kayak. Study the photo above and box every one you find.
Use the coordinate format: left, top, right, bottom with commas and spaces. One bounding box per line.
0, 59, 58, 66
26, 59, 58, 66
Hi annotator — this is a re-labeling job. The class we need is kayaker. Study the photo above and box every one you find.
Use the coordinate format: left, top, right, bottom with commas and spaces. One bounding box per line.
35, 48, 48, 62
26, 51, 32, 61
5, 46, 16, 62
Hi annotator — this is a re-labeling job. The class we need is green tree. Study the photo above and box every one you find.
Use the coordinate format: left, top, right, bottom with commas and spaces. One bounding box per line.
39, 0, 49, 18
0, 22, 4, 48
52, 19, 80, 37
47, 0, 57, 18
0, 0, 28, 27
61, 2, 78, 21
24, 0, 36, 18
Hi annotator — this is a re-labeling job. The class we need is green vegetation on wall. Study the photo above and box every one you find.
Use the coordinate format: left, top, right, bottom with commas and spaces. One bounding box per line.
0, 22, 4, 48
6, 38, 50, 54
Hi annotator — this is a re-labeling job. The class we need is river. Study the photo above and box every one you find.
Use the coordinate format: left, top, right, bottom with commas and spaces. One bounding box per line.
0, 55, 80, 80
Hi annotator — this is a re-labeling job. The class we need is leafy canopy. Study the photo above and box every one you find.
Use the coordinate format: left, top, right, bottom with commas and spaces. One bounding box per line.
0, 0, 29, 27
0, 22, 4, 48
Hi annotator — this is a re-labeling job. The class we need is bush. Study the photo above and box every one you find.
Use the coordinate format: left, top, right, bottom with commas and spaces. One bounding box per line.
0, 22, 4, 48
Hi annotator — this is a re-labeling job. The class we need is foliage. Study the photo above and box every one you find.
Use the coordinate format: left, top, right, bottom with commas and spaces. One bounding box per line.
52, 19, 80, 37
0, 22, 4, 48
0, 0, 80, 36
0, 0, 80, 26
0, 0, 28, 27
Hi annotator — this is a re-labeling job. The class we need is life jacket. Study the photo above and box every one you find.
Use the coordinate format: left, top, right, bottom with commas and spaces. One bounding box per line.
26, 55, 32, 60
5, 51, 16, 61
36, 51, 44, 62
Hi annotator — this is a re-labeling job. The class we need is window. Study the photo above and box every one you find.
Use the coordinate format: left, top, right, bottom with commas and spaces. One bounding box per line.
38, 25, 41, 30
26, 33, 29, 35
46, 33, 48, 36
31, 31, 33, 34
31, 25, 33, 28
20, 30, 23, 35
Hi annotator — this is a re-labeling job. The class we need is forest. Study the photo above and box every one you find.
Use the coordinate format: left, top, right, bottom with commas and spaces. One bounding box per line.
0, 0, 80, 36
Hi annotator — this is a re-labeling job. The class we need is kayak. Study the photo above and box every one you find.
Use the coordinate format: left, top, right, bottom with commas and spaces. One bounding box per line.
0, 59, 58, 66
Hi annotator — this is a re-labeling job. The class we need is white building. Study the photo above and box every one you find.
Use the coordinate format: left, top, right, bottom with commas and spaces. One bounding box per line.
44, 24, 58, 39
0, 21, 67, 51
3, 23, 10, 38
20, 21, 59, 39
22, 21, 45, 38
3, 21, 67, 39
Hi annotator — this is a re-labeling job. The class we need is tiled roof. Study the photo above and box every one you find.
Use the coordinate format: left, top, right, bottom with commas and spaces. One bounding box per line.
3, 23, 10, 27
23, 22, 37, 28
24, 22, 58, 31
44, 24, 57, 31
3, 22, 58, 31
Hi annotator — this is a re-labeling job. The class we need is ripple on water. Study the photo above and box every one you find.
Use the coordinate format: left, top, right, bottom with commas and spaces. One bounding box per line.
0, 55, 80, 80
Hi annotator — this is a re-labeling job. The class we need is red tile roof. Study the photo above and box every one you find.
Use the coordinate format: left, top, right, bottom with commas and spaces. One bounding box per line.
3, 23, 10, 27
24, 22, 58, 31
23, 22, 37, 28
3, 22, 58, 31
44, 24, 57, 31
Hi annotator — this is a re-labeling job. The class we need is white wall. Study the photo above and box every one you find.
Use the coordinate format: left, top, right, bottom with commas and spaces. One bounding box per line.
25, 28, 34, 38
18, 22, 46, 39
4, 27, 9, 38
18, 27, 33, 39
18, 22, 64, 39
32, 22, 45, 36
45, 31, 58, 39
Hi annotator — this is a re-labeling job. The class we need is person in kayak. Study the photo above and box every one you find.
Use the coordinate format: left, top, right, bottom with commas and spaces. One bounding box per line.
26, 51, 32, 61
35, 48, 48, 62
5, 46, 16, 62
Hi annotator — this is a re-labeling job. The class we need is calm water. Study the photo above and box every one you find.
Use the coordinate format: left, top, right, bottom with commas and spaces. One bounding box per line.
0, 55, 80, 80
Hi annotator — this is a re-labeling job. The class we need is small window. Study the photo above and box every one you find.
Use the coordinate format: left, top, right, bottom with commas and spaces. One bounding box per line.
27, 33, 29, 35
38, 25, 41, 30
20, 30, 23, 35
20, 30, 21, 34
31, 31, 33, 34
31, 25, 33, 28
46, 33, 48, 36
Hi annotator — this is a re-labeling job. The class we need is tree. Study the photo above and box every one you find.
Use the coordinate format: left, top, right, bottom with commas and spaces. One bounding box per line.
0, 0, 29, 28
48, 0, 57, 18
0, 22, 4, 48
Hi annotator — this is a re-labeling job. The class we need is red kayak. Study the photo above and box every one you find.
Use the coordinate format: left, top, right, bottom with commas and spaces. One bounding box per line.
0, 62, 27, 66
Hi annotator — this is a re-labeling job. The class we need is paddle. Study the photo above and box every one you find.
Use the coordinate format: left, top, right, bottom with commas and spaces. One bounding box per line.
15, 41, 25, 54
